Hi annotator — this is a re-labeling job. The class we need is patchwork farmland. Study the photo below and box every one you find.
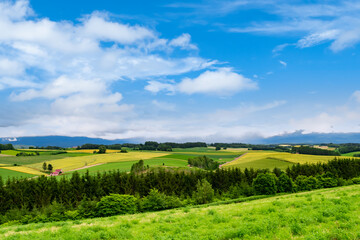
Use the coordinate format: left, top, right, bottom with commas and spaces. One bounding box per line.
0, 146, 358, 179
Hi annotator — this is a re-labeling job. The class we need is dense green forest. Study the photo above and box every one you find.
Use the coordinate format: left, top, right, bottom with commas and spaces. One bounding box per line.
337, 143, 360, 154
0, 144, 14, 150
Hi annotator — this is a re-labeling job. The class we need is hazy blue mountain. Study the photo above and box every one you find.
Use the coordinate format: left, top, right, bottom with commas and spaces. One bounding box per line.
259, 131, 360, 144
1, 132, 360, 147
0, 136, 132, 148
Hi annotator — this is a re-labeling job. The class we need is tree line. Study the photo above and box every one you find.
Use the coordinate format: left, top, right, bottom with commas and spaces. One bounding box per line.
78, 141, 207, 151
0, 144, 14, 150
291, 146, 340, 156
210, 143, 290, 152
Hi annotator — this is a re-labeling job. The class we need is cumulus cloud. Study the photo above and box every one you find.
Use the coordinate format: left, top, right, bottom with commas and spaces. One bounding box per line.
0, 0, 33, 20
0, 0, 216, 138
178, 68, 257, 95
146, 68, 257, 96
169, 33, 198, 50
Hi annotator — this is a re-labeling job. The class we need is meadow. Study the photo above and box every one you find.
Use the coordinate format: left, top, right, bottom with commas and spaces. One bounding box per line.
223, 150, 359, 170
0, 168, 36, 179
342, 151, 360, 157
1, 184, 359, 239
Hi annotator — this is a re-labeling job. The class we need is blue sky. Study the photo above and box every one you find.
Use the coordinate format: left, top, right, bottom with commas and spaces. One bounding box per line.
0, 0, 359, 142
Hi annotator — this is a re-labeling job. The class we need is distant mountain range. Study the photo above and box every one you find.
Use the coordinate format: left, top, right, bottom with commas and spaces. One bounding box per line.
1, 131, 360, 147
259, 131, 360, 144
0, 136, 131, 148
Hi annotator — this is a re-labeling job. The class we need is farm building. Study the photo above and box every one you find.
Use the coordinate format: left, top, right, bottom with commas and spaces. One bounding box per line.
50, 169, 63, 176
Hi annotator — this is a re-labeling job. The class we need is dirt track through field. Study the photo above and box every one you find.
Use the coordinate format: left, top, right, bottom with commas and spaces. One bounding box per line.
219, 153, 247, 168
68, 163, 105, 172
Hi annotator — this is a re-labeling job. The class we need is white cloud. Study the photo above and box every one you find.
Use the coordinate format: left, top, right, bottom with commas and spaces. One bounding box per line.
0, 0, 33, 21
290, 112, 340, 133
178, 68, 257, 95
152, 100, 176, 111
279, 60, 287, 67
145, 81, 176, 94
80, 14, 155, 44
145, 68, 257, 96
0, 58, 24, 76
352, 90, 360, 103
169, 33, 198, 50
11, 76, 109, 101
0, 0, 221, 139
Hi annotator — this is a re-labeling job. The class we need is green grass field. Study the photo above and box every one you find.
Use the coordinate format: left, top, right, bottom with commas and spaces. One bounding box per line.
1, 184, 360, 239
226, 157, 295, 170
342, 151, 360, 157
0, 168, 36, 179
63, 157, 189, 176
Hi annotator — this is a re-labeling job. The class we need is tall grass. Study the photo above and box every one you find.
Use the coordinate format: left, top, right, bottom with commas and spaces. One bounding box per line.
1, 185, 360, 239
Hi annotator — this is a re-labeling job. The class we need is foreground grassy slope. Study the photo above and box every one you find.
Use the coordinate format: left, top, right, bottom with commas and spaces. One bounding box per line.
2, 185, 360, 239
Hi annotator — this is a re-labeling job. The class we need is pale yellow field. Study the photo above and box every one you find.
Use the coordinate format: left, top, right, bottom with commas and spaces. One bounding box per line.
1, 166, 45, 175
224, 151, 357, 168
221, 148, 249, 152
27, 152, 170, 172
67, 149, 121, 153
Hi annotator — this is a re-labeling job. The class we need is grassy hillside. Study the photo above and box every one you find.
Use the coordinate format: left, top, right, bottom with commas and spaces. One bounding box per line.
1, 185, 359, 239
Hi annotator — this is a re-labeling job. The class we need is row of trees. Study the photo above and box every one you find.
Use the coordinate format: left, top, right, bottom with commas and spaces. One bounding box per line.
42, 162, 53, 172
337, 143, 360, 154
210, 143, 290, 152
291, 146, 340, 156
0, 144, 14, 150
30, 146, 65, 150
78, 141, 207, 151
16, 152, 39, 157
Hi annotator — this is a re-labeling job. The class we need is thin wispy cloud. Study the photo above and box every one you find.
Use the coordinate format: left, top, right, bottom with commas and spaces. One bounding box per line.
279, 60, 287, 67
227, 1, 360, 52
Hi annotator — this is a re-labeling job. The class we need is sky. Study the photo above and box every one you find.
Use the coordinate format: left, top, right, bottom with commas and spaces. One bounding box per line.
0, 0, 359, 142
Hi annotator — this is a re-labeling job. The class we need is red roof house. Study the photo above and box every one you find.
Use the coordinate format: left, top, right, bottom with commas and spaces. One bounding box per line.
50, 169, 63, 176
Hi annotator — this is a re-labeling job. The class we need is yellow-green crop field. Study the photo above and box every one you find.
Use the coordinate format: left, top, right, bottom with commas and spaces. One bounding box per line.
27, 152, 169, 172
3, 147, 360, 179
223, 151, 359, 170
0, 166, 45, 176
67, 149, 121, 154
